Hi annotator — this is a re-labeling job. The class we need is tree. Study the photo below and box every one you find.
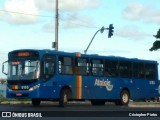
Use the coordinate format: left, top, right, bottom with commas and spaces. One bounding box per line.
150, 29, 160, 51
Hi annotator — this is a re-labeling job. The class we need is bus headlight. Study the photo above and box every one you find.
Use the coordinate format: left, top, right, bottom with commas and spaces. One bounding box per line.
29, 84, 40, 91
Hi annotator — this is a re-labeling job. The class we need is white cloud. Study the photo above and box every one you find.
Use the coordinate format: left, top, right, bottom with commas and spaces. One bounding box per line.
123, 2, 160, 24
116, 26, 150, 40
0, 0, 39, 24
43, 20, 55, 32
35, 0, 101, 11
61, 12, 96, 29
123, 3, 144, 20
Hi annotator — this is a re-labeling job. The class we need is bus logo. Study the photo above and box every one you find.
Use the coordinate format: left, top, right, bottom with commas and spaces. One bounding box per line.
94, 79, 113, 91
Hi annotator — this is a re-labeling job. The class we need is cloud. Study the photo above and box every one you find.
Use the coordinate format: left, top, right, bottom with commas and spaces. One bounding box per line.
42, 14, 96, 32
35, 0, 101, 11
123, 2, 160, 24
36, 0, 100, 29
0, 0, 101, 27
43, 20, 55, 32
115, 26, 150, 40
0, 0, 39, 24
61, 12, 96, 29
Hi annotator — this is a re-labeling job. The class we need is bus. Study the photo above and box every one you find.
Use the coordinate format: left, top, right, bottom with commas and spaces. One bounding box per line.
2, 49, 160, 107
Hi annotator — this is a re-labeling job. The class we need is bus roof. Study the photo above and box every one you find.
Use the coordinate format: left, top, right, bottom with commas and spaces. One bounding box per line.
9, 49, 158, 64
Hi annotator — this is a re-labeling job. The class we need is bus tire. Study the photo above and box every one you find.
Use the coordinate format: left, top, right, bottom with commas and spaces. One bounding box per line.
120, 90, 130, 106
32, 98, 41, 106
59, 89, 70, 107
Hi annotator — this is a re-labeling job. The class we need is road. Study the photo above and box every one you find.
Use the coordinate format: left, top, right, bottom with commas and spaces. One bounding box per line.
0, 102, 160, 117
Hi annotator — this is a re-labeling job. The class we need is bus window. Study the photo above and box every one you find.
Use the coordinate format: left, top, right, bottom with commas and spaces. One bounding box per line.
105, 59, 119, 77
59, 56, 73, 75
43, 55, 55, 80
119, 61, 132, 78
75, 58, 89, 75
91, 59, 103, 76
133, 62, 145, 79
145, 63, 156, 80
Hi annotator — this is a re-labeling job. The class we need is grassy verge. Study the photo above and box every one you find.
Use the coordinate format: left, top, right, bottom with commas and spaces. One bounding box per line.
0, 98, 31, 104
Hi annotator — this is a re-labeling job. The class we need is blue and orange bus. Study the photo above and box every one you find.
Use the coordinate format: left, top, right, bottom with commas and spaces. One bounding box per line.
2, 49, 160, 107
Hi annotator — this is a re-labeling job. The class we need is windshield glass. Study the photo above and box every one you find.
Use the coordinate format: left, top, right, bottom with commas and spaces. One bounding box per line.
8, 60, 40, 80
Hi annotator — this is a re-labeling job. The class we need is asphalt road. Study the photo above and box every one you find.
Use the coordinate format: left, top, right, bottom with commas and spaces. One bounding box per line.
0, 102, 160, 120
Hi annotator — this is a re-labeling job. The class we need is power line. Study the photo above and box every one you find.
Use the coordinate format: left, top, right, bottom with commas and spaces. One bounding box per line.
0, 9, 98, 29
59, 12, 99, 29
0, 9, 53, 18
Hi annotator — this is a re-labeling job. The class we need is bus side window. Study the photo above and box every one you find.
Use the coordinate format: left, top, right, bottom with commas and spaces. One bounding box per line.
145, 63, 156, 80
43, 55, 56, 80
59, 56, 73, 75
75, 58, 89, 75
44, 62, 55, 75
105, 59, 118, 77
91, 59, 103, 76
133, 62, 145, 79
119, 61, 132, 78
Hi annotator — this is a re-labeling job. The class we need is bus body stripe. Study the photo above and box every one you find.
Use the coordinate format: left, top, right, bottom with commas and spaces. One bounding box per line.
76, 76, 82, 99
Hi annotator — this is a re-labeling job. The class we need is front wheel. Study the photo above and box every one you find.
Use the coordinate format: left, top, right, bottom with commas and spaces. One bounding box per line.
59, 89, 70, 107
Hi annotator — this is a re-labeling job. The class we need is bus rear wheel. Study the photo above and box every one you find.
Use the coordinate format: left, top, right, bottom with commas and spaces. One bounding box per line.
116, 90, 130, 106
120, 90, 130, 106
32, 98, 41, 106
59, 89, 70, 107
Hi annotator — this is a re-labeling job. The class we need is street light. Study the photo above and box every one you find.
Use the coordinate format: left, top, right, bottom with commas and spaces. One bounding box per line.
84, 24, 114, 54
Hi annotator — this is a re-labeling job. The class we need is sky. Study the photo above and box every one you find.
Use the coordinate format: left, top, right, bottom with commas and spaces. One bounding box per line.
0, 0, 160, 78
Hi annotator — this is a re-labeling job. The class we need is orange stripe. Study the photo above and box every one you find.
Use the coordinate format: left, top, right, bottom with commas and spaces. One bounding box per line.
77, 76, 82, 99
77, 76, 79, 99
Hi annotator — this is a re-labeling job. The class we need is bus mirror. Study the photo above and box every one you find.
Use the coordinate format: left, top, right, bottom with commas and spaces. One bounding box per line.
2, 61, 8, 75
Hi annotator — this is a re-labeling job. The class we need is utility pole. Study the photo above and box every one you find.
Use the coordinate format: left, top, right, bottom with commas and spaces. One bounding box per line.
54, 0, 58, 51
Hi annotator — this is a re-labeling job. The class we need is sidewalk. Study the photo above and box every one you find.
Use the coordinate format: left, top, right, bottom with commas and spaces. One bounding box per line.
129, 102, 160, 107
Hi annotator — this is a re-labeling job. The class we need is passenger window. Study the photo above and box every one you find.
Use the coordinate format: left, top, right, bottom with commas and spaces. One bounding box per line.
133, 62, 145, 79
59, 56, 73, 75
75, 58, 89, 75
91, 59, 103, 76
119, 61, 132, 78
145, 63, 156, 80
105, 59, 119, 77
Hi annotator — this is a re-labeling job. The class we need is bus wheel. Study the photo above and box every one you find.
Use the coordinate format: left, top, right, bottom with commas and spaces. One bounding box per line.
120, 90, 130, 106
59, 89, 70, 107
91, 100, 105, 106
32, 98, 41, 106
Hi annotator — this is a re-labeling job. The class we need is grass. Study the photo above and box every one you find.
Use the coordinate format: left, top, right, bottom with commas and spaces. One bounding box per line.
0, 98, 31, 104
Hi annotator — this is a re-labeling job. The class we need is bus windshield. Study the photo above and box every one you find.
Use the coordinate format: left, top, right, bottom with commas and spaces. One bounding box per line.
8, 60, 40, 80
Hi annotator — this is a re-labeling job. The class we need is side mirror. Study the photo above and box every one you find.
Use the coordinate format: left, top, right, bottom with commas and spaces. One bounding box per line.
2, 61, 8, 75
